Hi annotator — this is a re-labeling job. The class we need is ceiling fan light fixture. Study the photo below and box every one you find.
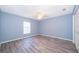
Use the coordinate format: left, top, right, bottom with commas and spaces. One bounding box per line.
35, 10, 46, 20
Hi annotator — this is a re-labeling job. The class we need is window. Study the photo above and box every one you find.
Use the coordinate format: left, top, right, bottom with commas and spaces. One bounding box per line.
23, 21, 31, 34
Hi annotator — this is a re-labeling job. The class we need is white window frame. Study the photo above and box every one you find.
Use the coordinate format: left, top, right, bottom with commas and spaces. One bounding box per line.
23, 21, 31, 34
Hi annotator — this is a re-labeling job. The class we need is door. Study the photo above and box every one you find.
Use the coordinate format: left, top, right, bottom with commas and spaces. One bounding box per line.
74, 8, 79, 52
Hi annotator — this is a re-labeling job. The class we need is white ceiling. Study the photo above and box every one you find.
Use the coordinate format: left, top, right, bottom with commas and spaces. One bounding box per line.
0, 5, 74, 20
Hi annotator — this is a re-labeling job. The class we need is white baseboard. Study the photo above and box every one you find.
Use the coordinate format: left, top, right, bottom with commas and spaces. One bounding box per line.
0, 34, 73, 46
39, 34, 72, 42
0, 34, 38, 45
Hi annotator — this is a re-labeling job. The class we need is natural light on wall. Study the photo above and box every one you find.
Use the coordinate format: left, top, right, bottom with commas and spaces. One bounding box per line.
23, 21, 31, 34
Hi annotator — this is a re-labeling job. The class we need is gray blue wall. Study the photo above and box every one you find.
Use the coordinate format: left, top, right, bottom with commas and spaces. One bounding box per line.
0, 11, 38, 43
0, 11, 73, 43
39, 14, 73, 40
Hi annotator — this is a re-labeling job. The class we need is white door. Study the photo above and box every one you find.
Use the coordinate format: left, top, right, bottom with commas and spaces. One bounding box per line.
74, 8, 79, 52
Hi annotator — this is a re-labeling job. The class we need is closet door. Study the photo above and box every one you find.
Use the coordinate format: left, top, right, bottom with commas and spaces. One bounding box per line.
74, 8, 79, 52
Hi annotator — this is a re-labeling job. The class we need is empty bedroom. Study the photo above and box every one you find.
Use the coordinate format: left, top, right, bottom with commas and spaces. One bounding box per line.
0, 5, 79, 53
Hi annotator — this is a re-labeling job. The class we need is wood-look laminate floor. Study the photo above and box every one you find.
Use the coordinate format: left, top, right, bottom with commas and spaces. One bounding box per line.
0, 35, 78, 53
